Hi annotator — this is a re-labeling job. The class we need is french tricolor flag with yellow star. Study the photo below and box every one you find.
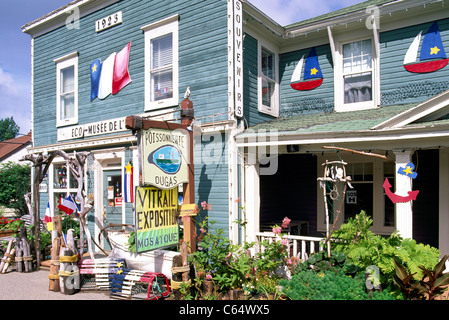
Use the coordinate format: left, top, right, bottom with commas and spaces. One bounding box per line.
90, 42, 132, 101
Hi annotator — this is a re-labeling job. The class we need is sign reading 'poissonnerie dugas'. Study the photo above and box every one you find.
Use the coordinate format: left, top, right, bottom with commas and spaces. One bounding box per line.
135, 186, 179, 253
141, 127, 189, 189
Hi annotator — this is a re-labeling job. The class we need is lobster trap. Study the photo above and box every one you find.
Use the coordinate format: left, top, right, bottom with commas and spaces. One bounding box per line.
110, 268, 170, 300
78, 258, 126, 291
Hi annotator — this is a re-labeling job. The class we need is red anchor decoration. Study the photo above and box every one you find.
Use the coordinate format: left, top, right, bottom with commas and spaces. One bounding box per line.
383, 178, 419, 204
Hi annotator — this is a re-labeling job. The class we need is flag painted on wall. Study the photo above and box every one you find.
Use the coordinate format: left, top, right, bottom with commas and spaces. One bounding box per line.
57, 195, 79, 215
124, 161, 134, 203
90, 42, 132, 101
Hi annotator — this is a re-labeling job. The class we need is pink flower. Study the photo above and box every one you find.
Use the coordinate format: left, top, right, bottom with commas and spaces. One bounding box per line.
281, 238, 288, 245
287, 258, 292, 265
282, 217, 291, 229
272, 226, 282, 235
200, 227, 206, 234
206, 274, 213, 280
201, 201, 208, 210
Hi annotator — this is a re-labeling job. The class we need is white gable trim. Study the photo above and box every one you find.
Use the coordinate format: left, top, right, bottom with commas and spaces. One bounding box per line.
372, 89, 449, 130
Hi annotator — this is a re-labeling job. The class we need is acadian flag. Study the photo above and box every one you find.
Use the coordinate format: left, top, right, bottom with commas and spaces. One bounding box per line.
44, 201, 53, 231
124, 161, 133, 203
57, 195, 79, 215
90, 41, 132, 101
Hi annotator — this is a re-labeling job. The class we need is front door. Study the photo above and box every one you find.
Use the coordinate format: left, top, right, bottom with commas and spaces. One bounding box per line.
103, 169, 122, 250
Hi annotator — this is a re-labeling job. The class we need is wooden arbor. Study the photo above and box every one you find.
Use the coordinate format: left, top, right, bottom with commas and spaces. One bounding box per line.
22, 150, 94, 270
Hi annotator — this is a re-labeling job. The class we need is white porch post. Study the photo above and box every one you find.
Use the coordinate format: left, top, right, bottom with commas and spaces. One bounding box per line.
394, 150, 414, 239
245, 163, 260, 243
439, 148, 449, 258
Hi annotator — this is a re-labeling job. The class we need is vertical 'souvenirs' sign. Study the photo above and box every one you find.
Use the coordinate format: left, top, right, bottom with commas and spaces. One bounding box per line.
135, 186, 178, 252
228, 0, 243, 118
141, 127, 189, 189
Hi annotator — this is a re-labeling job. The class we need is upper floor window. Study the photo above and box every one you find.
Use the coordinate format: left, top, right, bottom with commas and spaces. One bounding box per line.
258, 44, 279, 117
343, 39, 372, 104
142, 15, 179, 111
334, 36, 378, 112
55, 52, 78, 127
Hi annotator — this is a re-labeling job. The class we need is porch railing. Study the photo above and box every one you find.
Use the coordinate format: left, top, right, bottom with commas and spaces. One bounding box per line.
255, 232, 325, 261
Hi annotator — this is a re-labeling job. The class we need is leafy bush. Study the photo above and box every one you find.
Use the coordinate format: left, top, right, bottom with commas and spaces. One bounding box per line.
331, 211, 440, 282
0, 162, 31, 216
280, 269, 395, 300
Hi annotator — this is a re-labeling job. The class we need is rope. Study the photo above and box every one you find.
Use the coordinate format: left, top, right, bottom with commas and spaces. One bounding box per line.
171, 266, 190, 273
59, 255, 78, 263
170, 279, 191, 290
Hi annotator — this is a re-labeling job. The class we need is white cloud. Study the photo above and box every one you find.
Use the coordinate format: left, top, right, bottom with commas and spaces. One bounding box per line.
0, 67, 31, 134
0, 67, 19, 96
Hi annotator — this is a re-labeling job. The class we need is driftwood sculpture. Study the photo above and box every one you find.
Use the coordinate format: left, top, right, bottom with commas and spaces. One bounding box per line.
59, 229, 80, 295
22, 150, 94, 270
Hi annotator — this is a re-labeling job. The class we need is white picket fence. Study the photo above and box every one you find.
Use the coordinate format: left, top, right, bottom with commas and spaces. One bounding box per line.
255, 232, 325, 261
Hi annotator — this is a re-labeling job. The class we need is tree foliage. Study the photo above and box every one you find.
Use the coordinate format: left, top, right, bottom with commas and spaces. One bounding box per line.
0, 161, 31, 216
0, 117, 20, 141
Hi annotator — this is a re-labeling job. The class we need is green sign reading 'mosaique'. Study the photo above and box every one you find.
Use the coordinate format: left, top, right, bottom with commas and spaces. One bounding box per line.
134, 186, 179, 253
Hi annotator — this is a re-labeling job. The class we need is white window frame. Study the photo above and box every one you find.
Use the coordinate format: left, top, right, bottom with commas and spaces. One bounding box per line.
258, 41, 279, 117
142, 15, 179, 111
334, 34, 379, 112
55, 52, 78, 127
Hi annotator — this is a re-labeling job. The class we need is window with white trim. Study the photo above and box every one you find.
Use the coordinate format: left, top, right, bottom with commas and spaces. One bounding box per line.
258, 44, 279, 117
334, 36, 378, 112
143, 16, 179, 110
55, 53, 78, 127
343, 39, 373, 104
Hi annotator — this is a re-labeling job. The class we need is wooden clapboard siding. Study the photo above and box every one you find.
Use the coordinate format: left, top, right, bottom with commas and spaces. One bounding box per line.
195, 132, 229, 236
32, 0, 228, 147
379, 18, 449, 107
279, 44, 334, 118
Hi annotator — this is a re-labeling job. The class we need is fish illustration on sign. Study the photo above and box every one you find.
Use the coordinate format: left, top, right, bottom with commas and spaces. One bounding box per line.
147, 145, 182, 174
403, 22, 448, 73
290, 48, 324, 91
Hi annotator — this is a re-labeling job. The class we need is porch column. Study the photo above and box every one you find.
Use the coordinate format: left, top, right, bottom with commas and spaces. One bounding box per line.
245, 163, 260, 243
393, 150, 414, 239
439, 148, 449, 258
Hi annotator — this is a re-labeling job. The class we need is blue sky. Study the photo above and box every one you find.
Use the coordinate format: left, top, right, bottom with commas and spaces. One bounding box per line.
0, 0, 362, 136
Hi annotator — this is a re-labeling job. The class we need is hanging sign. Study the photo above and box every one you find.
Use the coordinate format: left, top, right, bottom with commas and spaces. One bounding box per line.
134, 186, 179, 252
141, 127, 189, 189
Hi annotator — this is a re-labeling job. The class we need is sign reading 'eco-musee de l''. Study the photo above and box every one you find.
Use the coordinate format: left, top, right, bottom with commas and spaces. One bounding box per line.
141, 127, 189, 189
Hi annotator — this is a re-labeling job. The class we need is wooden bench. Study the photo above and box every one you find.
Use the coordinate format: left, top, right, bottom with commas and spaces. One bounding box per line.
78, 258, 126, 291
110, 268, 170, 300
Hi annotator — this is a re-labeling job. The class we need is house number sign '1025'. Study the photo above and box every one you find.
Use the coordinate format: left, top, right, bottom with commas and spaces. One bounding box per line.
95, 11, 122, 32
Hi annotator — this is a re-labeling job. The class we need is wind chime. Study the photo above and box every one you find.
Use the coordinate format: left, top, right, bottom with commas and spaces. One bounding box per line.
317, 159, 353, 256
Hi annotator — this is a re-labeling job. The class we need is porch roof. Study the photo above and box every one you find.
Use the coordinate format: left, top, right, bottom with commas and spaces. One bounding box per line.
236, 102, 449, 151
241, 104, 415, 135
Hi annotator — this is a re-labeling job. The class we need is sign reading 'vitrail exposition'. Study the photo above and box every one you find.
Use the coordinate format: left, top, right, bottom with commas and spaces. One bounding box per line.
135, 186, 178, 253
141, 127, 189, 189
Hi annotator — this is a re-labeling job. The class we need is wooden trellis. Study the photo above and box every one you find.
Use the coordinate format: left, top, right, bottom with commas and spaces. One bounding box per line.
22, 150, 94, 270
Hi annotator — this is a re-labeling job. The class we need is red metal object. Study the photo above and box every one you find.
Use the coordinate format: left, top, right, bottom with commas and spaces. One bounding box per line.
139, 272, 171, 300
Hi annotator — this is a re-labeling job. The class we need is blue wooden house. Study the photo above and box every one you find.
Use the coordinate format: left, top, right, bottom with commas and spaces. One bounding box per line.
22, 0, 449, 259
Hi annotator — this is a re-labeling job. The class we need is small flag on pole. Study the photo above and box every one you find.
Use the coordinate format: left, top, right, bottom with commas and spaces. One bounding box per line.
44, 201, 53, 231
124, 162, 133, 203
57, 195, 78, 215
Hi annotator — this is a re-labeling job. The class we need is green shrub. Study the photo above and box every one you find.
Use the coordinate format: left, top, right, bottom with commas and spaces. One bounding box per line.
280, 269, 395, 300
331, 211, 440, 282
